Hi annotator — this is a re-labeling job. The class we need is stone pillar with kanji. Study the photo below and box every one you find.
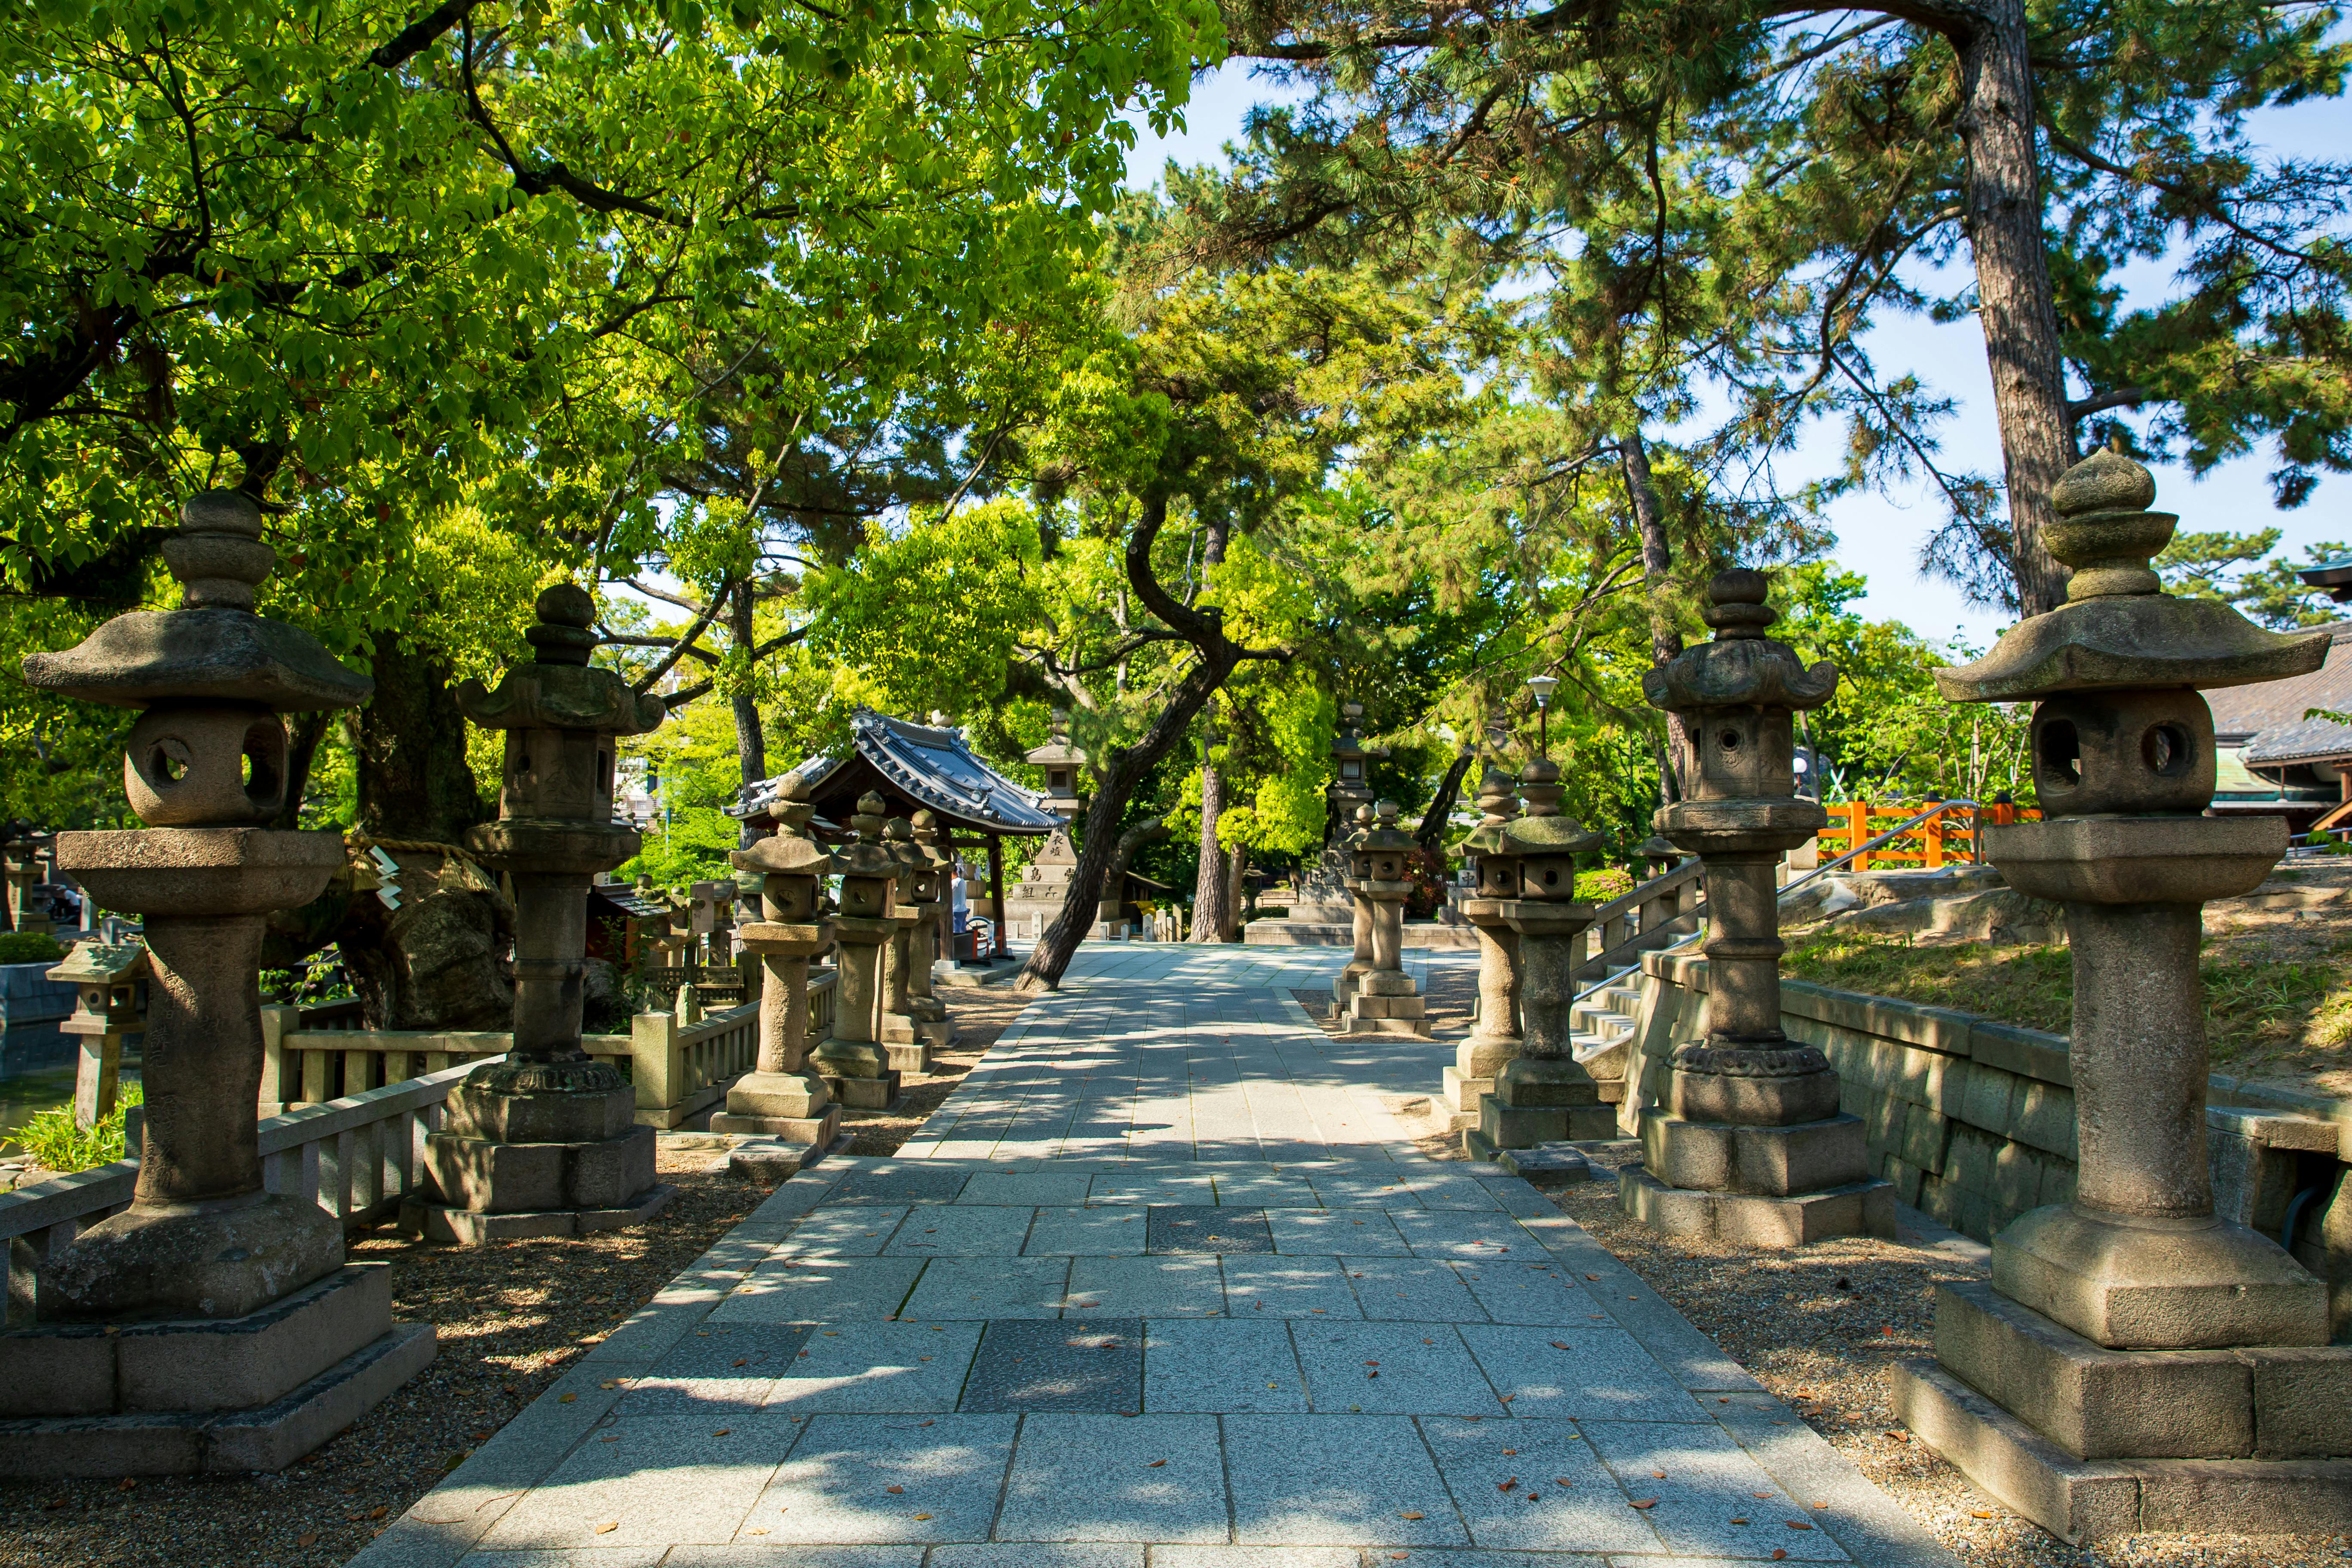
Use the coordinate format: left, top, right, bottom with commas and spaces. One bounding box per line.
812, 794, 903, 1111
1467, 760, 1613, 1167
710, 770, 842, 1155
1340, 801, 1430, 1036
1442, 764, 1524, 1135
1892, 448, 2351, 1540
413, 584, 674, 1244
1619, 568, 1894, 1245
4, 490, 432, 1474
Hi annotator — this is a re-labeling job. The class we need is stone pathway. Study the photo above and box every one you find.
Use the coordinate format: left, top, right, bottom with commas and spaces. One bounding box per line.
354, 946, 1953, 1568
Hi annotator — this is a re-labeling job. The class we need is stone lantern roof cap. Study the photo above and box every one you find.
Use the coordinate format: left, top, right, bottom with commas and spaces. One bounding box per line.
1642, 569, 1836, 719
22, 490, 374, 713
732, 771, 836, 877
1936, 449, 2331, 702
1360, 799, 1417, 851
1499, 815, 1605, 855
457, 584, 665, 736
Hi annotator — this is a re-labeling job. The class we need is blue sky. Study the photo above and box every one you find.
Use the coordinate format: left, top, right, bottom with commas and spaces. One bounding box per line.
1120, 61, 2352, 649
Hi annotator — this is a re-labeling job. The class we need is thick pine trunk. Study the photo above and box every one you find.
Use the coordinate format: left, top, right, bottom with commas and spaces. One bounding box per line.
1621, 431, 1687, 799
729, 579, 769, 848
1189, 518, 1233, 942
1956, 0, 2071, 618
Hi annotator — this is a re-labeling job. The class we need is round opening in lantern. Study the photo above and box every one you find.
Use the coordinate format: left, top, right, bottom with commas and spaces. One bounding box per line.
1718, 729, 1741, 752
2037, 719, 2082, 788
2143, 723, 2196, 778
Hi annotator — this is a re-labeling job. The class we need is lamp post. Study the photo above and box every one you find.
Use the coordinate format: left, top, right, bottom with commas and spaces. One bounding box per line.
1526, 674, 1559, 757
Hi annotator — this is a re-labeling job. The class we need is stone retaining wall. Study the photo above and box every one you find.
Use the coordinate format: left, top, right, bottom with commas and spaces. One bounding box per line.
1623, 949, 2352, 1338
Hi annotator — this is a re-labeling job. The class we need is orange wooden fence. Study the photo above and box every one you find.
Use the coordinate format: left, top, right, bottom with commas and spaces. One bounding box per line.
1810, 801, 2040, 872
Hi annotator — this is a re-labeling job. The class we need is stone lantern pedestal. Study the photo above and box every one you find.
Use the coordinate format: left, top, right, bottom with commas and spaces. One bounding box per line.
1620, 571, 1893, 1246
812, 796, 903, 1111
1890, 450, 2352, 1540
1442, 766, 1524, 1131
0, 491, 432, 1474
411, 586, 673, 1244
710, 772, 842, 1155
1469, 763, 1614, 1161
1340, 802, 1429, 1036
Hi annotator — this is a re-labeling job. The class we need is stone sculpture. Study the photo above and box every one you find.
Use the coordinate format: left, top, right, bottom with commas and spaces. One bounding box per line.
1893, 448, 2350, 1539
1620, 568, 1894, 1245
1339, 801, 1430, 1036
812, 794, 903, 1110
906, 811, 956, 1044
3, 490, 432, 1473
1467, 759, 1612, 1161
1442, 765, 1525, 1133
710, 770, 842, 1155
878, 814, 943, 1069
413, 584, 674, 1243
1331, 803, 1378, 1010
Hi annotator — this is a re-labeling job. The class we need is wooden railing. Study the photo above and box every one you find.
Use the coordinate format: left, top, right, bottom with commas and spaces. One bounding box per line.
1810, 800, 2041, 871
257, 970, 838, 1129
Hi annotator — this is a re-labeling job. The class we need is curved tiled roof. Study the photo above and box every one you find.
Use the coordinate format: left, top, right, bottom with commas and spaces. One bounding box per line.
2206, 621, 2352, 766
733, 707, 1060, 834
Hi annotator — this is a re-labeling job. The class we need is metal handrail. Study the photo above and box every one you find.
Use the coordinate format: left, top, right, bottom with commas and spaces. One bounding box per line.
1566, 797, 1990, 1039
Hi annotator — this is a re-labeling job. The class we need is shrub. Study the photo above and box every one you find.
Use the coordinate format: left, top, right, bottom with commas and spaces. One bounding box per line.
14, 1084, 143, 1175
0, 931, 65, 965
1574, 868, 1635, 904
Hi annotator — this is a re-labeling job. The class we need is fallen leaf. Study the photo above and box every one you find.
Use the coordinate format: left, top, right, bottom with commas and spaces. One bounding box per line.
297, 1535, 319, 1548
368, 1507, 389, 1520
886, 1485, 904, 1494
1773, 1551, 1788, 1561
1584, 1274, 1599, 1280
558, 1393, 577, 1404
1629, 1498, 1658, 1510
1148, 1459, 1167, 1467
1498, 1479, 1517, 1492
1399, 1511, 1424, 1520
594, 1522, 619, 1535
1550, 1341, 1568, 1350
1786, 1521, 1813, 1531
1501, 1449, 1516, 1457
1812, 1502, 1829, 1510
733, 1359, 748, 1368
116, 1479, 136, 1493
1652, 1470, 1666, 1479
1972, 1510, 1994, 1519
713, 1429, 731, 1437
1753, 1492, 1773, 1499
1555, 1478, 1573, 1486
1732, 1517, 1749, 1525
913, 1513, 933, 1521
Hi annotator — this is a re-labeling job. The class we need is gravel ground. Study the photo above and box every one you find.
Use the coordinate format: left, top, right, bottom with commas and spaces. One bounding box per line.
1555, 1144, 2352, 1568
0, 985, 1037, 1568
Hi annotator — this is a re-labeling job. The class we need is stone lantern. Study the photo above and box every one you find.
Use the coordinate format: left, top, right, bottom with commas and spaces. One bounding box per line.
1619, 569, 1892, 1245
1893, 449, 2350, 1538
812, 793, 902, 1110
878, 814, 944, 1069
1442, 765, 1524, 1133
906, 810, 956, 1041
710, 771, 841, 1155
413, 584, 672, 1244
5, 490, 431, 1473
1339, 801, 1430, 1036
1468, 760, 1612, 1161
1330, 802, 1379, 1010
3, 825, 48, 934
50, 941, 147, 1129
1026, 710, 1085, 823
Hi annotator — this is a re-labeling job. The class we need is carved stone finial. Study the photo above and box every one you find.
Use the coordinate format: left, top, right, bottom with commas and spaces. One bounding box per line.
1474, 764, 1519, 827
2044, 446, 2175, 603
164, 490, 275, 612
524, 582, 598, 666
1517, 757, 1563, 818
853, 792, 890, 842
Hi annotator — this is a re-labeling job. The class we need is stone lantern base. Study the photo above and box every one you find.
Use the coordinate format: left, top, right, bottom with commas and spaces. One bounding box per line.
1464, 1062, 1620, 1161
708, 1071, 843, 1146
1340, 971, 1430, 1037
0, 1263, 435, 1475
407, 1072, 675, 1245
879, 1009, 945, 1074
1892, 1274, 2352, 1541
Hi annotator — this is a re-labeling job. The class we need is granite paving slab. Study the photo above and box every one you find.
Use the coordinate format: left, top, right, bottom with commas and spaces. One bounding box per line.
355, 946, 1955, 1568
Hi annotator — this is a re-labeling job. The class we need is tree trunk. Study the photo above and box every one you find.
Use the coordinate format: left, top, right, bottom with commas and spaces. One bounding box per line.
1022, 495, 1249, 990
1226, 840, 1248, 931
1417, 750, 1475, 848
729, 578, 768, 848
1955, 0, 2071, 618
356, 632, 492, 842
1189, 517, 1233, 943
1621, 430, 1690, 795
269, 710, 333, 832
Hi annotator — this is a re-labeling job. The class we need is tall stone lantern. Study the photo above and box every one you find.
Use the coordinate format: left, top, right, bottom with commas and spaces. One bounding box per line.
1442, 765, 1524, 1133
906, 811, 956, 1041
812, 793, 903, 1110
1619, 569, 1893, 1245
1893, 450, 2351, 1539
1330, 802, 1378, 1010
1468, 760, 1612, 1161
6, 490, 432, 1474
1339, 801, 1430, 1036
878, 814, 944, 1069
710, 770, 842, 1155
414, 584, 672, 1243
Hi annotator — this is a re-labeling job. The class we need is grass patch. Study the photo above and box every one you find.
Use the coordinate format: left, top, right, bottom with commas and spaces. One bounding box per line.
1782, 931, 2352, 1078
15, 1084, 142, 1174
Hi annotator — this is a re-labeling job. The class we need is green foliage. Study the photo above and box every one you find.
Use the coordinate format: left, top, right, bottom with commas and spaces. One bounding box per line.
16, 1084, 141, 1174
1574, 869, 1635, 903
2158, 531, 2351, 630
0, 931, 64, 965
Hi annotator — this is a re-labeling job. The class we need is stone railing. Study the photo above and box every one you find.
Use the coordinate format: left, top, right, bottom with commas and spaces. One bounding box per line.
0, 1062, 475, 1303
1620, 948, 2352, 1336
257, 970, 841, 1128
1574, 858, 1702, 980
